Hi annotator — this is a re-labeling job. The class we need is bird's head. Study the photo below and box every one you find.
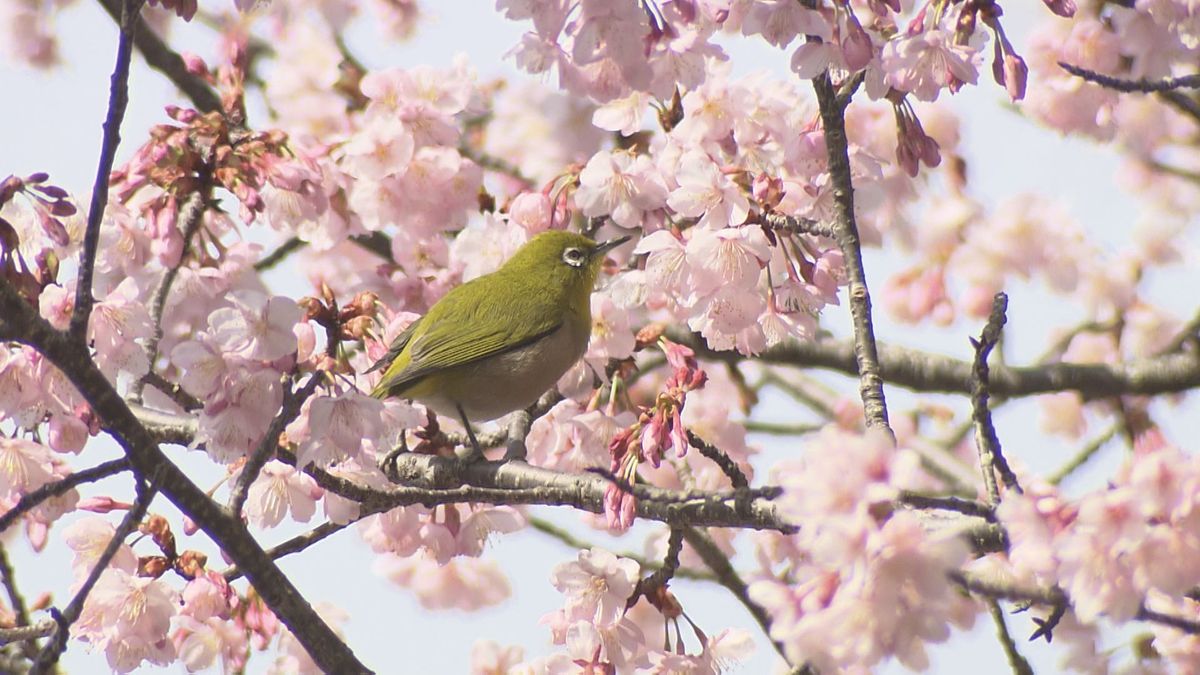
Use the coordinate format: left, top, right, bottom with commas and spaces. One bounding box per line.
503, 230, 631, 297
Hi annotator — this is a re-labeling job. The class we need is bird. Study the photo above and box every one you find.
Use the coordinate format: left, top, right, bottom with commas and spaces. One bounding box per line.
366, 229, 630, 457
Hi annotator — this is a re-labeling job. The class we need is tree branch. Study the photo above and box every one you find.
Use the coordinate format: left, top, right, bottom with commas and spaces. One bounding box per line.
0, 279, 372, 674
986, 599, 1035, 675
133, 190, 207, 403
32, 481, 154, 673
228, 372, 323, 517
1059, 61, 1200, 92
812, 72, 892, 436
69, 0, 146, 344
298, 451, 795, 533
681, 526, 801, 670
222, 521, 348, 582
0, 458, 132, 535
95, 0, 222, 113
0, 544, 36, 660
683, 332, 1200, 399
971, 293, 1021, 501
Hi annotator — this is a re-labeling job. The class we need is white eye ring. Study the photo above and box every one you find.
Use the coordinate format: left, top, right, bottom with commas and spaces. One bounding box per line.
562, 247, 586, 267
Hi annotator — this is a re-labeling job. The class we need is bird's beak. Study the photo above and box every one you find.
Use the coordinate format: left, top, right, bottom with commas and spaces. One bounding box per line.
592, 235, 631, 258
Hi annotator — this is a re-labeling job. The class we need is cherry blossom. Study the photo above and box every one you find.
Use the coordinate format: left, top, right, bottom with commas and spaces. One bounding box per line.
550, 547, 640, 626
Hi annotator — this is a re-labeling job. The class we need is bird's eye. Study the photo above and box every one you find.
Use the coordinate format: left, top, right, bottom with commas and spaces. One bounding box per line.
562, 247, 586, 267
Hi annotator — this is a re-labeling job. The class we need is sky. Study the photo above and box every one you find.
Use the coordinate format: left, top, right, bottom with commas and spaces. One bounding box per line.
1, 1, 1192, 673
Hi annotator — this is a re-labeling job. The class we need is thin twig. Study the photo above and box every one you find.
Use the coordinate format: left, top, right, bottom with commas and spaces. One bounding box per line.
96, 0, 221, 113
1059, 61, 1200, 93
812, 73, 892, 436
986, 599, 1035, 675
628, 527, 684, 608
1047, 422, 1120, 485
1138, 604, 1200, 634
897, 491, 996, 521
228, 372, 323, 517
255, 236, 307, 272
687, 430, 748, 488
132, 191, 207, 403
0, 620, 57, 644
742, 420, 823, 435
527, 517, 715, 582
223, 521, 347, 582
970, 293, 1021, 501
69, 0, 146, 344
141, 370, 204, 411
32, 481, 154, 673
0, 458, 132, 534
1158, 90, 1200, 124
681, 526, 799, 669
0, 544, 36, 659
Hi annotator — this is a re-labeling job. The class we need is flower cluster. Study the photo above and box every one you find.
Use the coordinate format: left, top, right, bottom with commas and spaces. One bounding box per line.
749, 427, 976, 671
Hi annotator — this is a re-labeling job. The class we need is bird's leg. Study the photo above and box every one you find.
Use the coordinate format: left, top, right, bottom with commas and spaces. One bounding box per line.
456, 402, 484, 462
381, 429, 410, 483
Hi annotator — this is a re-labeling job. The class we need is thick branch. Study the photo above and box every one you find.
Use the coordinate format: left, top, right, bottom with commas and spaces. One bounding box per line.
69, 0, 146, 343
812, 72, 891, 435
0, 280, 371, 674
306, 452, 794, 533
685, 333, 1200, 399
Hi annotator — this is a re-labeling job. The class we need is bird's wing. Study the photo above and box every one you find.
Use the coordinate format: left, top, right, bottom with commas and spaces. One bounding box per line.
364, 318, 422, 375
369, 274, 565, 398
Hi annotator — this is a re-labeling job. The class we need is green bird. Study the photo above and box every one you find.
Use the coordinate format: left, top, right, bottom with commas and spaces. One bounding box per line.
367, 229, 630, 454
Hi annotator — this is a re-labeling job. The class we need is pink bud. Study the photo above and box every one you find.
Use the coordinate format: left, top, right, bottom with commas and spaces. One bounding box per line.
509, 192, 553, 234
1003, 53, 1028, 101
36, 211, 69, 247
153, 227, 184, 267
77, 496, 135, 513
181, 51, 210, 78
48, 413, 88, 453
1042, 0, 1076, 17
27, 522, 48, 552
841, 14, 874, 70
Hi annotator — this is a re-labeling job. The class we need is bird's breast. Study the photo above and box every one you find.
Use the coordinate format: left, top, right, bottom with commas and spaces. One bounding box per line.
424, 320, 590, 422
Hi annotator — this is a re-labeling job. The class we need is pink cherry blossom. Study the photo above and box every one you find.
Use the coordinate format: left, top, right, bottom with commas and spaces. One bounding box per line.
882, 25, 984, 102
550, 547, 640, 626
62, 516, 138, 580
374, 552, 512, 610
89, 277, 153, 380
197, 367, 284, 462
470, 639, 526, 674
243, 460, 324, 527
665, 152, 749, 230
209, 291, 302, 362
575, 150, 668, 229
289, 390, 384, 469
75, 569, 178, 673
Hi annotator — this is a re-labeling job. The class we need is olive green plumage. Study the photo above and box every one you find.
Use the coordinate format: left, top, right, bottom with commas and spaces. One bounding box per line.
367, 230, 628, 424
